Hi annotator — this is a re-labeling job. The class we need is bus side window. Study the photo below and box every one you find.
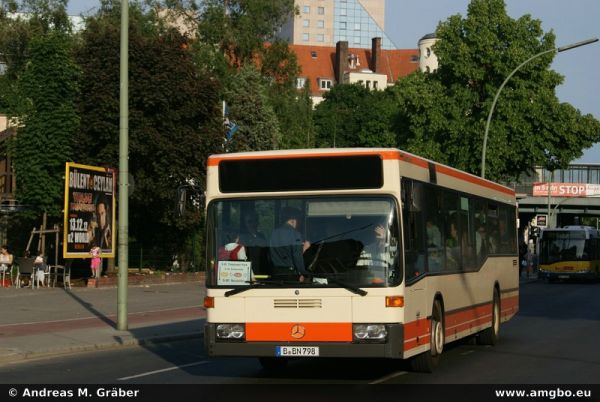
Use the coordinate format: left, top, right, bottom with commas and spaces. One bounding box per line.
402, 179, 426, 280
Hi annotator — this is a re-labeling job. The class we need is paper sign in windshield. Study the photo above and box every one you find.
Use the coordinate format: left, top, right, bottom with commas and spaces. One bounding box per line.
217, 261, 252, 286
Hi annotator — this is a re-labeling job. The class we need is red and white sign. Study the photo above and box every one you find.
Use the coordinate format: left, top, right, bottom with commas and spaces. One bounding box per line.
532, 182, 600, 197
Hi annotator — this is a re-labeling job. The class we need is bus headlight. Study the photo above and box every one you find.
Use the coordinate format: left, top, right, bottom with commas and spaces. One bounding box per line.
353, 324, 387, 341
216, 324, 245, 340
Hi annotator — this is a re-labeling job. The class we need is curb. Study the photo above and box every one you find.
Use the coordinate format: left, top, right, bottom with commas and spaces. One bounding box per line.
0, 332, 204, 365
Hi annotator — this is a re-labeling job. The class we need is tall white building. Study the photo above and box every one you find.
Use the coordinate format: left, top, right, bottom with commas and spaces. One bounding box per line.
279, 0, 396, 50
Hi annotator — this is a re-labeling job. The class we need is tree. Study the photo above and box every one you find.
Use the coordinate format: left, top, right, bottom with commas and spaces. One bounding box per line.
0, 0, 72, 115
224, 64, 280, 152
12, 31, 79, 218
74, 4, 223, 267
314, 84, 396, 148
263, 41, 313, 149
195, 1, 306, 151
392, 0, 600, 181
197, 0, 296, 68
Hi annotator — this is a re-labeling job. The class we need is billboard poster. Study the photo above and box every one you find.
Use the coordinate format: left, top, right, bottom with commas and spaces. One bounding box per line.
532, 182, 600, 197
63, 162, 116, 258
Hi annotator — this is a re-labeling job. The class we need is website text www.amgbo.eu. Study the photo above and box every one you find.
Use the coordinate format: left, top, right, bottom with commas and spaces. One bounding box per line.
495, 387, 592, 400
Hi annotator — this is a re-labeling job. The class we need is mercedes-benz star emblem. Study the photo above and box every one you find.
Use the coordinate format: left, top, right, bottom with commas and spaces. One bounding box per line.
291, 324, 305, 339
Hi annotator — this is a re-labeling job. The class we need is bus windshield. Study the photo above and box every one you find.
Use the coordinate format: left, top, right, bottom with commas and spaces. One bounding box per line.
206, 196, 402, 288
539, 230, 588, 264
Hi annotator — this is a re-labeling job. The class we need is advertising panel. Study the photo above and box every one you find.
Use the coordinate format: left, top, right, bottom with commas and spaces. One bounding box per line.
536, 215, 547, 227
532, 182, 600, 197
63, 162, 116, 258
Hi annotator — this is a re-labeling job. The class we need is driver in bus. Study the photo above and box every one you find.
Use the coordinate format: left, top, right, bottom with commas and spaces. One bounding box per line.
269, 207, 311, 281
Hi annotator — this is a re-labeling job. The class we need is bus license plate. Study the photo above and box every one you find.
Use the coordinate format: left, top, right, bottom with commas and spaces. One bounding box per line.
276, 346, 319, 357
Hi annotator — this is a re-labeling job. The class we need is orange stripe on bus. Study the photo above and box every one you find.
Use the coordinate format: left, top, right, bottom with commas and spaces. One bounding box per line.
207, 150, 396, 167
436, 165, 515, 196
246, 322, 352, 342
404, 317, 431, 339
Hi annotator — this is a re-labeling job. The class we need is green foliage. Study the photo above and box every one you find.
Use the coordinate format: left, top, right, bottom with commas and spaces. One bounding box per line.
271, 82, 314, 149
263, 41, 313, 150
224, 64, 280, 152
74, 6, 223, 263
197, 0, 296, 67
12, 31, 80, 217
393, 0, 600, 181
314, 84, 396, 148
0, 0, 72, 113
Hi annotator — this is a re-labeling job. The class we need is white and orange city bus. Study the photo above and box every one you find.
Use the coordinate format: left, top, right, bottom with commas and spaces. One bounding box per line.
203, 148, 519, 372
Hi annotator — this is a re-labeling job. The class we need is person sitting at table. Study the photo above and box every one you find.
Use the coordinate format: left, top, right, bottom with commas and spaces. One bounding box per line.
0, 245, 13, 286
34, 253, 48, 287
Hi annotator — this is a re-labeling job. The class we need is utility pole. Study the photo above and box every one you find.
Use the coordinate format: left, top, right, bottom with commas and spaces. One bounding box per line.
117, 0, 129, 331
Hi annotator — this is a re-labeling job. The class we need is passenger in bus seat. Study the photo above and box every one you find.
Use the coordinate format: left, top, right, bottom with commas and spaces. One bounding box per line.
218, 229, 247, 261
240, 211, 267, 247
357, 221, 392, 283
475, 221, 488, 260
426, 219, 442, 248
445, 221, 460, 270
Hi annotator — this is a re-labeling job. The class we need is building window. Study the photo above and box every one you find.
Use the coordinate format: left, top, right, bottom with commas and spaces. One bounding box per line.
311, 51, 318, 59
317, 20, 324, 28
302, 33, 309, 42
426, 48, 431, 58
303, 19, 310, 27
340, 8, 347, 16
373, 81, 379, 90
316, 34, 324, 42
354, 23, 361, 30
353, 36, 361, 44
317, 7, 324, 15
366, 81, 371, 89
296, 77, 307, 89
303, 5, 310, 14
319, 79, 332, 90
340, 21, 346, 30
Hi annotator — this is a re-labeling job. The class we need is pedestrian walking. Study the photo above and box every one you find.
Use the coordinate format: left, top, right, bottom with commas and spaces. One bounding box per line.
90, 243, 101, 279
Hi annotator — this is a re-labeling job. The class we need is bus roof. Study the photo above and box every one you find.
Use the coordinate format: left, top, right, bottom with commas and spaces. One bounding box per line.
207, 148, 515, 196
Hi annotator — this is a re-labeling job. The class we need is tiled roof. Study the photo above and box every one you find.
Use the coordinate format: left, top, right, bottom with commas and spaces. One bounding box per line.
290, 44, 420, 96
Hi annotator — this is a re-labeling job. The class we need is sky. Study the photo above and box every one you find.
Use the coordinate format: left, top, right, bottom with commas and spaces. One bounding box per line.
66, 0, 600, 164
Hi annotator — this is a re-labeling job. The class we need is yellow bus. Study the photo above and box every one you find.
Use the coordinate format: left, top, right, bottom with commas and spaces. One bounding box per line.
203, 148, 519, 372
538, 226, 600, 282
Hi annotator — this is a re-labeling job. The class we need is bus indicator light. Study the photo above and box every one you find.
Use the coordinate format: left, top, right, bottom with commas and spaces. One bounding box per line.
386, 296, 404, 307
204, 296, 215, 308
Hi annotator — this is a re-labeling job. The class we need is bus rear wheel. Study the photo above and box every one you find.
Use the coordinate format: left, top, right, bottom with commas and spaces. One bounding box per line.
479, 289, 500, 345
410, 300, 444, 373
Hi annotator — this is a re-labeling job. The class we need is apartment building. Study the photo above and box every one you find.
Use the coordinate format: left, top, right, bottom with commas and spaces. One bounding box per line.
279, 0, 396, 50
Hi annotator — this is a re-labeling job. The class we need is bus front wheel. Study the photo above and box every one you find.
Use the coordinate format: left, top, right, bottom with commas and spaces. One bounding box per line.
478, 289, 500, 346
410, 300, 444, 373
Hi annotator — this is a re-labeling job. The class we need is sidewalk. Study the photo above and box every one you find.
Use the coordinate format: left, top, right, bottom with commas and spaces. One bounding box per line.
0, 281, 206, 365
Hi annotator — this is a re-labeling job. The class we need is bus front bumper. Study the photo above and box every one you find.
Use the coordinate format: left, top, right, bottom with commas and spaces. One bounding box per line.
539, 270, 597, 280
204, 323, 406, 359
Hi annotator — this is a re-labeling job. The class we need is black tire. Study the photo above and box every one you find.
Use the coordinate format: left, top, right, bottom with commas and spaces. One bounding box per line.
258, 357, 288, 371
479, 289, 500, 345
410, 300, 444, 373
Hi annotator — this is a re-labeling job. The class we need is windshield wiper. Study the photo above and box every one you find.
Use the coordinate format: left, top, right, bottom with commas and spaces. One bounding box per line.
304, 272, 368, 296
224, 278, 301, 297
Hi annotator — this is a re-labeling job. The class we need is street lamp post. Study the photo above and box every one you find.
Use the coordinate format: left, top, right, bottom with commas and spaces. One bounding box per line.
480, 38, 598, 179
